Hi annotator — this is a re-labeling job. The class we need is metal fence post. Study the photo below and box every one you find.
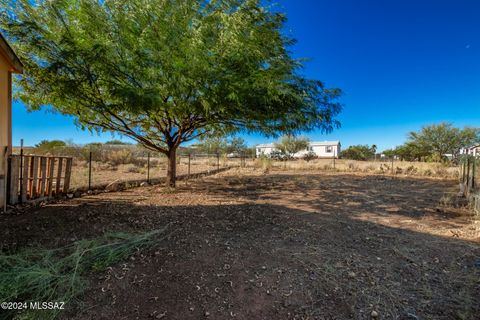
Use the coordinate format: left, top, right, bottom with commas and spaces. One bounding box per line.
217, 153, 220, 171
391, 156, 394, 175
19, 139, 24, 204
88, 151, 92, 190
333, 156, 336, 169
472, 157, 476, 190
147, 152, 150, 183
466, 157, 470, 190
188, 153, 191, 179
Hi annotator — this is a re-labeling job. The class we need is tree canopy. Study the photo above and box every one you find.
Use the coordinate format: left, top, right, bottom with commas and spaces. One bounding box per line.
385, 123, 480, 162
274, 135, 309, 157
0, 0, 342, 186
34, 139, 66, 152
341, 144, 376, 161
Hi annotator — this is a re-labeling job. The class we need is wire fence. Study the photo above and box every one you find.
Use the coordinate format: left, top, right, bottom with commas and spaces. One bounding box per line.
7, 143, 466, 192
10, 145, 255, 192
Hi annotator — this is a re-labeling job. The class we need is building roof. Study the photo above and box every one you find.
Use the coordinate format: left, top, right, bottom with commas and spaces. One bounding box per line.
256, 141, 340, 148
256, 143, 275, 148
0, 32, 23, 73
310, 141, 340, 146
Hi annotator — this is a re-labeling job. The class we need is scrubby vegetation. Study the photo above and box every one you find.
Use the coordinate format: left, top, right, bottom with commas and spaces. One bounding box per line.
0, 228, 167, 320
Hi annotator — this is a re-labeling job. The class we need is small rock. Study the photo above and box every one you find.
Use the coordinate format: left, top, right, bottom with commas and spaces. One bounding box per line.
106, 180, 122, 192
348, 271, 356, 278
371, 310, 379, 318
205, 311, 210, 317
66, 193, 74, 199
140, 182, 150, 187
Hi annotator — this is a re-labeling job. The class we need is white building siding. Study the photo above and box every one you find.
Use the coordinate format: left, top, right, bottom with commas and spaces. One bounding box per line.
256, 141, 341, 158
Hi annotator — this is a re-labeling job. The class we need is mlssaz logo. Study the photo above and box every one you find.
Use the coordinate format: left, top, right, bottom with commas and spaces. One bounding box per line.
30, 302, 65, 310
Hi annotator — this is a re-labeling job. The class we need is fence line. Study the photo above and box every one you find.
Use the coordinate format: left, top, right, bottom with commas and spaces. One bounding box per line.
7, 154, 73, 204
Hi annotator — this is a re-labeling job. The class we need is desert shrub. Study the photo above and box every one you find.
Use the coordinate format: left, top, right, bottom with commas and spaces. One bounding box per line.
439, 192, 455, 207
95, 162, 114, 171
364, 164, 377, 172
124, 164, 141, 173
405, 165, 418, 175
105, 149, 133, 165
302, 151, 318, 162
254, 156, 272, 171
269, 150, 292, 161
347, 162, 359, 171
423, 169, 433, 176
34, 140, 67, 154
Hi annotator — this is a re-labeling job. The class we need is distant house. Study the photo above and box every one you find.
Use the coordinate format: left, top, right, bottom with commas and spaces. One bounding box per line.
460, 144, 480, 157
0, 33, 23, 210
256, 141, 341, 158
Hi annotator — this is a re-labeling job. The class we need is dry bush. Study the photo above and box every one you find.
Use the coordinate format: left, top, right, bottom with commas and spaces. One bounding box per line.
105, 149, 133, 166
123, 164, 141, 173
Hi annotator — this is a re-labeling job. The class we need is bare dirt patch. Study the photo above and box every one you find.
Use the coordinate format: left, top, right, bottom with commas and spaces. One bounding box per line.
1, 169, 479, 319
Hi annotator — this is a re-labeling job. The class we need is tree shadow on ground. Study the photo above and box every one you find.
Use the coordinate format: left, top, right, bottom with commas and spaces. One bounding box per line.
1, 195, 479, 320
193, 173, 473, 231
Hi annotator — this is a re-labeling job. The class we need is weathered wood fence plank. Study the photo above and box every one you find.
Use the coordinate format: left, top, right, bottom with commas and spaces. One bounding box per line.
55, 157, 63, 196
8, 156, 19, 204
39, 157, 47, 197
7, 155, 73, 205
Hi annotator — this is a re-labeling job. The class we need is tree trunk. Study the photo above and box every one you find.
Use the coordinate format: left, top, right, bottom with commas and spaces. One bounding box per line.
166, 148, 177, 187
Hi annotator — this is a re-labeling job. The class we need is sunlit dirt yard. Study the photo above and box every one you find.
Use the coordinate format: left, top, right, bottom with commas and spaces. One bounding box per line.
1, 169, 479, 319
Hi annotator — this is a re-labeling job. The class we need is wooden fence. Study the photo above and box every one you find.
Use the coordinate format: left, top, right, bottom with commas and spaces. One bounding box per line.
461, 155, 478, 196
7, 155, 73, 204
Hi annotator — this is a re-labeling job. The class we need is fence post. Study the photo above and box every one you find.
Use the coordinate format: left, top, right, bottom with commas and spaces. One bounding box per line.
466, 157, 471, 191
88, 151, 92, 191
147, 152, 150, 183
19, 139, 24, 204
333, 156, 336, 169
217, 153, 220, 171
391, 156, 394, 175
473, 157, 476, 190
188, 153, 191, 179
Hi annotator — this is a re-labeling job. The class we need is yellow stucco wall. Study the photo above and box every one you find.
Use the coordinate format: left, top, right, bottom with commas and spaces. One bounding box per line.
0, 52, 12, 207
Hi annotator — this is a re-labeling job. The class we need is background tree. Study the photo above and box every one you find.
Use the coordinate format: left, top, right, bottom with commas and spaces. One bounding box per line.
105, 140, 132, 145
274, 135, 310, 157
225, 137, 248, 155
341, 144, 376, 160
1, 0, 342, 186
195, 135, 228, 154
407, 123, 479, 161
34, 139, 66, 153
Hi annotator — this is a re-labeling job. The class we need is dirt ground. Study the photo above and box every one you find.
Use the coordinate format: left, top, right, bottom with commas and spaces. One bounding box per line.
1, 169, 479, 320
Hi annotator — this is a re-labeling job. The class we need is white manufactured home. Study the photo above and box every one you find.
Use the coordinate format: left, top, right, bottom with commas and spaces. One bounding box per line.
256, 141, 341, 158
460, 144, 480, 157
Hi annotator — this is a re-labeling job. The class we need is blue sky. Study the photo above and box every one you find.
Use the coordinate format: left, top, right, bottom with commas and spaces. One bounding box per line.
11, 0, 480, 151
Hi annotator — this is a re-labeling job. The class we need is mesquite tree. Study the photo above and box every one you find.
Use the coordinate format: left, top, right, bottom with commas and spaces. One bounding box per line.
0, 0, 342, 186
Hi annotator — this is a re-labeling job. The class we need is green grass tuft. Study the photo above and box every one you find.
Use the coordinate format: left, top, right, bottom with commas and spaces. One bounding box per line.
0, 227, 169, 320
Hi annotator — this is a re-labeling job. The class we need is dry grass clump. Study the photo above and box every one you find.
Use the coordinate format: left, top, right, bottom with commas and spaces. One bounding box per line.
0, 228, 167, 320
